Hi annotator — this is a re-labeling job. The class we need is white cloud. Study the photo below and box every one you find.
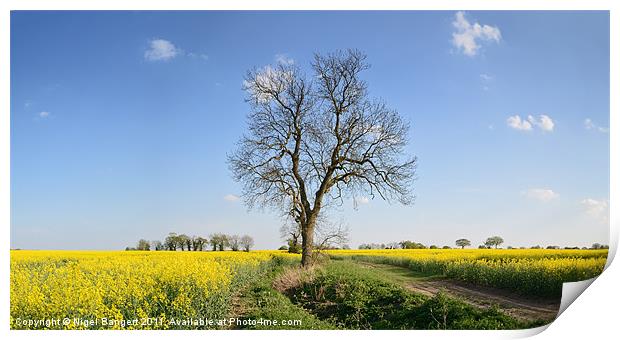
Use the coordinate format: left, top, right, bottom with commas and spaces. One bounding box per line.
584, 118, 609, 133
452, 11, 501, 57
507, 115, 532, 131
528, 114, 554, 132
538, 115, 555, 132
275, 53, 294, 65
144, 39, 181, 61
223, 194, 240, 202
39, 111, 50, 118
581, 198, 609, 221
523, 188, 559, 202
507, 114, 555, 132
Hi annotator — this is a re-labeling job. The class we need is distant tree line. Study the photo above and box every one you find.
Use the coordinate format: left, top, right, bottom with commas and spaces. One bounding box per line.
357, 236, 609, 251
126, 233, 255, 252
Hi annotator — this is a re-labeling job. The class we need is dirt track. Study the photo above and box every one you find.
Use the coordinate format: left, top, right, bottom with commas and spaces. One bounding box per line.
356, 261, 560, 322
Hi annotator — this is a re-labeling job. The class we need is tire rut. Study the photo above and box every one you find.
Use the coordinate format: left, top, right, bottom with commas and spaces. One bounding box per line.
356, 261, 560, 322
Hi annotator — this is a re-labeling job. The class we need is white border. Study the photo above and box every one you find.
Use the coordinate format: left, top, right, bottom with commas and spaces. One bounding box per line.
1, 1, 617, 340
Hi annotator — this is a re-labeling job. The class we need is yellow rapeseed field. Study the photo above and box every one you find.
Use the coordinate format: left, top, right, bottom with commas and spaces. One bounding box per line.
10, 248, 608, 329
10, 250, 298, 330
328, 249, 608, 297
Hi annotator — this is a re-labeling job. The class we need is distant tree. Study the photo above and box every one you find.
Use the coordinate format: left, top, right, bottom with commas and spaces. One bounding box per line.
429, 245, 438, 249
220, 235, 230, 251
546, 245, 560, 249
228, 235, 241, 251
530, 245, 541, 249
278, 245, 288, 251
240, 235, 254, 252
478, 245, 488, 249
288, 239, 302, 253
280, 223, 301, 252
125, 247, 136, 251
151, 240, 164, 251
209, 234, 220, 251
359, 242, 399, 249
442, 245, 451, 249
176, 234, 191, 251
342, 244, 351, 250
591, 243, 602, 250
209, 233, 229, 251
485, 236, 504, 249
400, 240, 426, 249
136, 239, 150, 251
455, 239, 471, 249
164, 233, 178, 251
386, 242, 401, 249
191, 236, 208, 251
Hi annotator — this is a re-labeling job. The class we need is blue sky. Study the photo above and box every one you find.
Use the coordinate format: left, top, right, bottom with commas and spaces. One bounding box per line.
10, 11, 609, 250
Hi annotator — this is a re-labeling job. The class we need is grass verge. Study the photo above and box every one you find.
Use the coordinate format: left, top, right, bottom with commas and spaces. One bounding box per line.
281, 260, 547, 330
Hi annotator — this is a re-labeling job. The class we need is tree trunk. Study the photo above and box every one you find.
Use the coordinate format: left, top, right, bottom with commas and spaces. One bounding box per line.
301, 222, 315, 267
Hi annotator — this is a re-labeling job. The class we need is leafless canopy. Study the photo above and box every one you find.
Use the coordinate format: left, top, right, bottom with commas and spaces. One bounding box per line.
229, 49, 417, 265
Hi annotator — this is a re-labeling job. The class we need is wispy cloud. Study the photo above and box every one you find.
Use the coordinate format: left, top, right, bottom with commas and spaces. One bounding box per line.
523, 188, 559, 202
38, 111, 50, 118
581, 198, 609, 222
187, 52, 209, 61
223, 194, 240, 202
275, 53, 294, 65
480, 73, 494, 81
479, 74, 494, 91
584, 118, 609, 133
452, 11, 501, 57
507, 114, 554, 132
144, 39, 181, 61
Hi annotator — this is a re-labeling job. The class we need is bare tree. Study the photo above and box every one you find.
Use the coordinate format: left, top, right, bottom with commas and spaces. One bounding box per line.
240, 235, 254, 252
386, 242, 401, 249
151, 240, 164, 251
314, 221, 350, 251
228, 235, 241, 251
229, 49, 416, 266
280, 221, 301, 253
209, 233, 229, 251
